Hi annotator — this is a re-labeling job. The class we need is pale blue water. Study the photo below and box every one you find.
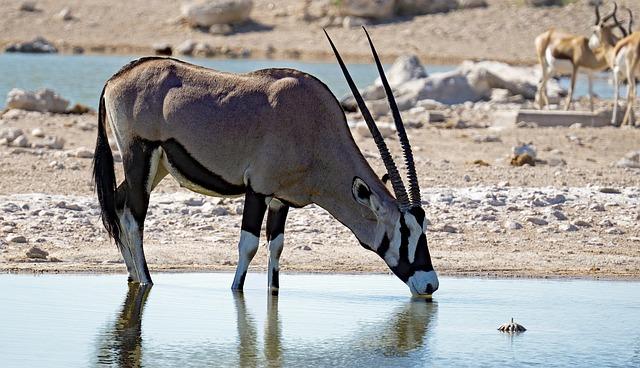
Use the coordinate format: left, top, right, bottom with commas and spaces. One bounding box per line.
0, 53, 614, 110
0, 273, 638, 367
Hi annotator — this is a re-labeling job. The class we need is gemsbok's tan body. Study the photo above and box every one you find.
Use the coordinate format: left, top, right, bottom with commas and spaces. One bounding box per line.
93, 28, 439, 297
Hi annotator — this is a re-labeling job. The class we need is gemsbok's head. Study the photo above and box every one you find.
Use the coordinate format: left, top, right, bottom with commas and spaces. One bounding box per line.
325, 28, 439, 297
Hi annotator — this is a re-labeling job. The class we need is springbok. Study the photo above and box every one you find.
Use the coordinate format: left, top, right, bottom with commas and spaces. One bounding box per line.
93, 28, 439, 297
535, 3, 625, 111
611, 8, 639, 126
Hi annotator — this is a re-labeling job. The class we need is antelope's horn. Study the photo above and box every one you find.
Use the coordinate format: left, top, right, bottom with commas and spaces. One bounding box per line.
627, 7, 634, 34
362, 27, 422, 208
613, 9, 628, 37
323, 29, 411, 209
602, 2, 618, 23
595, 3, 601, 25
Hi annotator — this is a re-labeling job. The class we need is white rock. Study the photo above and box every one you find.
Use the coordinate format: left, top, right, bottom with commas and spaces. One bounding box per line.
559, 223, 578, 232
184, 197, 205, 206
355, 121, 395, 139
615, 150, 640, 168
513, 143, 537, 159
55, 7, 73, 21
6, 235, 27, 243
375, 54, 427, 88
0, 127, 25, 142
11, 135, 29, 148
605, 228, 625, 235
177, 39, 197, 55
6, 88, 69, 113
31, 128, 45, 138
181, 0, 253, 27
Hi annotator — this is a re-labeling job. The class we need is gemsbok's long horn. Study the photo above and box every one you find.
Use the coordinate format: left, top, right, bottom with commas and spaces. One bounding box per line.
626, 7, 633, 34
323, 29, 411, 209
362, 27, 422, 207
595, 3, 601, 25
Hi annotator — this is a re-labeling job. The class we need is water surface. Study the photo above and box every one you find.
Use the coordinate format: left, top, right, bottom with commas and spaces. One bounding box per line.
0, 53, 615, 110
0, 273, 638, 367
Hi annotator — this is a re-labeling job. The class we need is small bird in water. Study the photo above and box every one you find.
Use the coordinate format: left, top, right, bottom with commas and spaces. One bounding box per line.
498, 318, 526, 333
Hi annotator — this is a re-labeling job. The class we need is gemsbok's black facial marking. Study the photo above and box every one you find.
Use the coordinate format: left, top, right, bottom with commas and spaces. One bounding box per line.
161, 139, 245, 196
376, 234, 390, 259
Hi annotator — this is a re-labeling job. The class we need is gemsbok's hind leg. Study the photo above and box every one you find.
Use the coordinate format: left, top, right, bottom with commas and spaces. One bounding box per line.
231, 188, 268, 291
116, 143, 164, 284
266, 200, 289, 296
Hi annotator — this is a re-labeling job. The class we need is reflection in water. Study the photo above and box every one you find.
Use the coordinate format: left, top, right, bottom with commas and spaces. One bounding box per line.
95, 283, 151, 367
95, 287, 436, 367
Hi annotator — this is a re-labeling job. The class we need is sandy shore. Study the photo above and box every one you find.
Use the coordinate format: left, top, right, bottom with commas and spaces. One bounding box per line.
2, 0, 640, 65
1, 105, 639, 280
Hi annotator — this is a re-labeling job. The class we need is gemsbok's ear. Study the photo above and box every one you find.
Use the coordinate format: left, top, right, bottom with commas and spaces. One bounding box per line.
352, 177, 384, 217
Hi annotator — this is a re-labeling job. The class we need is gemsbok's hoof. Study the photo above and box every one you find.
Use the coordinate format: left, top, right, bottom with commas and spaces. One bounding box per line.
498, 318, 526, 333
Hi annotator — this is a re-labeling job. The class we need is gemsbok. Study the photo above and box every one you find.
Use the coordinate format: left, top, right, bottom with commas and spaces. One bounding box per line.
93, 28, 439, 297
611, 8, 639, 126
535, 3, 626, 111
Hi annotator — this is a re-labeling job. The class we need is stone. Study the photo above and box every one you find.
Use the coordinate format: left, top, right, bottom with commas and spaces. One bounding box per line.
181, 0, 253, 27
211, 206, 229, 216
545, 194, 566, 205
5, 37, 58, 54
440, 224, 459, 233
19, 1, 37, 11
526, 217, 548, 226
26, 246, 49, 259
67, 103, 93, 115
69, 147, 94, 158
525, 0, 562, 6
512, 143, 537, 159
34, 136, 65, 150
605, 228, 625, 235
504, 220, 523, 230
511, 154, 535, 167
31, 128, 45, 138
463, 174, 471, 182
374, 54, 427, 89
590, 204, 605, 212
459, 0, 487, 8
0, 128, 24, 142
6, 88, 69, 113
337, 0, 395, 19
615, 150, 640, 168
184, 197, 205, 206
152, 43, 173, 56
598, 219, 614, 227
209, 23, 233, 35
473, 134, 501, 143
8, 235, 28, 244
12, 135, 29, 148
355, 121, 395, 139
598, 187, 621, 194
573, 220, 592, 228
177, 39, 197, 56
551, 210, 567, 221
55, 7, 73, 21
559, 223, 578, 232
396, 0, 458, 15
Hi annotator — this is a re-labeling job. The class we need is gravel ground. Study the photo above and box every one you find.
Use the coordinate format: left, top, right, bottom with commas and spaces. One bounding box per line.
1, 104, 639, 280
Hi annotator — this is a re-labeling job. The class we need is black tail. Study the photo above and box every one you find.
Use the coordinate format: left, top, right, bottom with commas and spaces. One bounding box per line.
93, 86, 121, 244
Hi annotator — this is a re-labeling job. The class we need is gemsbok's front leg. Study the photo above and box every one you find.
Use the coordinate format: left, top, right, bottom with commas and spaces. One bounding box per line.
231, 188, 268, 291
266, 200, 289, 296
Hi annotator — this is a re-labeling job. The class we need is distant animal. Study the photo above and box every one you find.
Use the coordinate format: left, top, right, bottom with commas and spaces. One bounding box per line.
535, 3, 626, 111
610, 7, 640, 126
93, 28, 439, 297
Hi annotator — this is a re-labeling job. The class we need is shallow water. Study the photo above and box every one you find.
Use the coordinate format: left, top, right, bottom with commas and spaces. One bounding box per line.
0, 53, 615, 110
0, 273, 638, 367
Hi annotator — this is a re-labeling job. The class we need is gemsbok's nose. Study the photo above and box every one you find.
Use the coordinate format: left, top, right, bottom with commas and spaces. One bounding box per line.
426, 283, 437, 294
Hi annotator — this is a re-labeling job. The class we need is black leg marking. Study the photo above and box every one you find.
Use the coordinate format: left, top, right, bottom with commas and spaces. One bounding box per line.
271, 269, 279, 294
266, 204, 289, 242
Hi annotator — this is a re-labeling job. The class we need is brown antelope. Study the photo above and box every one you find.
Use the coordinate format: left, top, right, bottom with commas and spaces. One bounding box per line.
611, 8, 639, 126
93, 28, 439, 297
536, 3, 626, 111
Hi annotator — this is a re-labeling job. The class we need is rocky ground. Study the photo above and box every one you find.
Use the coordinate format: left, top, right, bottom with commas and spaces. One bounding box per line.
2, 0, 640, 64
1, 104, 639, 279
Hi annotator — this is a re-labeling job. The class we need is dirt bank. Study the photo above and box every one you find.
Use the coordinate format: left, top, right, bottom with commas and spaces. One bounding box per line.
2, 0, 640, 65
